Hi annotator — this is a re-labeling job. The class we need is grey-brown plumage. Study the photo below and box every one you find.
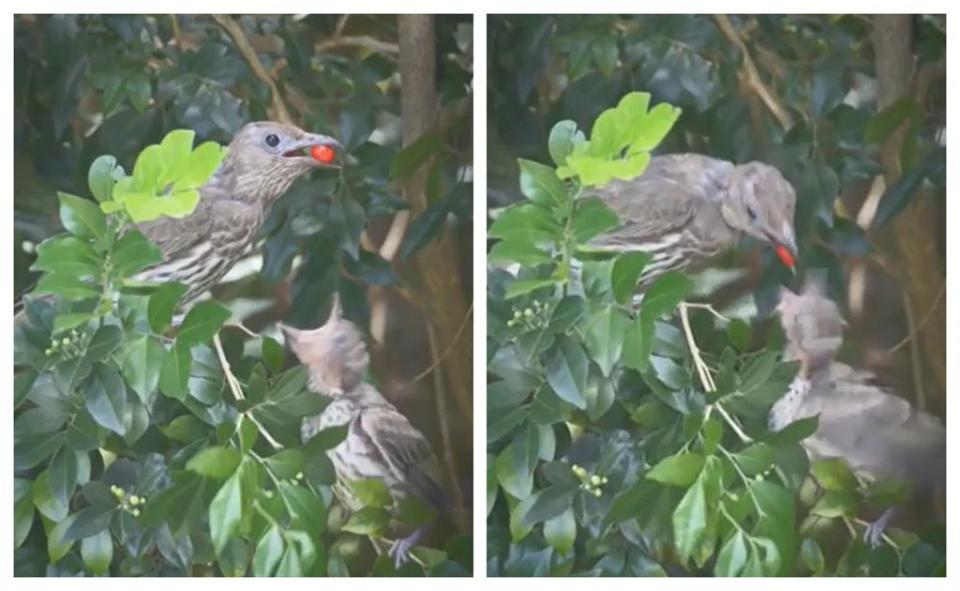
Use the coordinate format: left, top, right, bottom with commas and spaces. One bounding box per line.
282, 296, 446, 566
134, 121, 340, 306
585, 154, 797, 289
770, 282, 945, 544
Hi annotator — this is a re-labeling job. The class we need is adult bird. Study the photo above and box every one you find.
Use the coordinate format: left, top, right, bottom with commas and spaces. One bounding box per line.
282, 295, 448, 568
770, 281, 946, 546
584, 154, 798, 289
133, 121, 341, 307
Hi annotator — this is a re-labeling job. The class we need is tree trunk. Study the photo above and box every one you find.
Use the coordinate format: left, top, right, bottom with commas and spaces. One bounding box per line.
397, 14, 473, 444
872, 15, 946, 413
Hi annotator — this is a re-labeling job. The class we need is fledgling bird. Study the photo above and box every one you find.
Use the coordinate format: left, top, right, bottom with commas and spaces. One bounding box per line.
584, 154, 798, 289
281, 295, 447, 568
769, 281, 946, 545
134, 122, 341, 307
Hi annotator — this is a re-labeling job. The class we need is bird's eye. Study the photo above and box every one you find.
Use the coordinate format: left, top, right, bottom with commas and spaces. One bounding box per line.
265, 134, 280, 148
746, 205, 758, 221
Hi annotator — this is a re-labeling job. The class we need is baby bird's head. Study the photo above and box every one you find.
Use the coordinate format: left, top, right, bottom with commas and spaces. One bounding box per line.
280, 294, 369, 396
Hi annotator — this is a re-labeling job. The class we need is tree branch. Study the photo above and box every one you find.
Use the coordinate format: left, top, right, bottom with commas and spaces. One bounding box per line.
714, 15, 794, 130
212, 14, 293, 125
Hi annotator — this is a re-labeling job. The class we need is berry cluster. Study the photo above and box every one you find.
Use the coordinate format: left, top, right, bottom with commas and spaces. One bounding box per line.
505, 299, 549, 331
44, 329, 85, 358
110, 485, 146, 517
571, 464, 608, 497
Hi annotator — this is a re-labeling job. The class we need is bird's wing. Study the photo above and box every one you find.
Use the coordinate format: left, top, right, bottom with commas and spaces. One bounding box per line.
584, 172, 699, 252
357, 405, 447, 510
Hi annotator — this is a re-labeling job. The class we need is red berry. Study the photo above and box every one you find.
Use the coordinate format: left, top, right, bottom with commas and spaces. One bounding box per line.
311, 144, 336, 164
775, 244, 796, 269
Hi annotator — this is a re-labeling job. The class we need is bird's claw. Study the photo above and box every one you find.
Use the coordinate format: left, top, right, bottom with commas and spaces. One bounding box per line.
388, 527, 426, 569
864, 507, 896, 548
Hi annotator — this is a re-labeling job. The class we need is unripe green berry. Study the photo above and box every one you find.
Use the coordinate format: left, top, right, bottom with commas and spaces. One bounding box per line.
590, 475, 602, 486
514, 310, 522, 319
129, 495, 141, 506
132, 508, 140, 517
592, 488, 602, 498
601, 476, 608, 485
60, 338, 70, 346
524, 308, 533, 317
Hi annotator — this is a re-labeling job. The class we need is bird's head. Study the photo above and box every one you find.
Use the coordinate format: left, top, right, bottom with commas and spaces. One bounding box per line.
722, 162, 798, 271
227, 121, 341, 204
776, 279, 845, 374
280, 293, 369, 397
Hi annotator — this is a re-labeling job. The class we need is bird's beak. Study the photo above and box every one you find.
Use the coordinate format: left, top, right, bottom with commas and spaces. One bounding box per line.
283, 133, 342, 168
769, 221, 797, 273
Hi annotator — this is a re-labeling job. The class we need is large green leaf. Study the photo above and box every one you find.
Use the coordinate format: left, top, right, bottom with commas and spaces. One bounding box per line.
544, 337, 588, 409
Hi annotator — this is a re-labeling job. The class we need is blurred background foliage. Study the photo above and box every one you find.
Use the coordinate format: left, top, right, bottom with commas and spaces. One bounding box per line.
14, 14, 472, 576
487, 14, 945, 576
488, 13, 945, 418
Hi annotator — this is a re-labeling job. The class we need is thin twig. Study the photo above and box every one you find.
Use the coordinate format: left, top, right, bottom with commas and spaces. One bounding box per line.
333, 15, 350, 38
900, 291, 927, 411
315, 35, 400, 57
716, 403, 753, 443
213, 333, 245, 402
212, 14, 293, 125
410, 303, 474, 383
245, 412, 283, 450
889, 281, 945, 354
425, 321, 467, 533
683, 302, 731, 324
714, 15, 794, 130
680, 303, 717, 393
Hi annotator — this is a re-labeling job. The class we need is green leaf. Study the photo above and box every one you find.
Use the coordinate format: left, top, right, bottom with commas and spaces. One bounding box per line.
176, 300, 231, 346
48, 447, 80, 508
188, 447, 242, 480
261, 336, 285, 374
253, 525, 284, 577
801, 537, 825, 575
58, 192, 108, 244
347, 478, 392, 508
496, 443, 533, 499
162, 414, 209, 443
810, 458, 859, 491
622, 312, 654, 372
630, 102, 683, 152
543, 507, 577, 555
120, 335, 165, 403
33, 471, 68, 521
147, 283, 188, 333
279, 481, 327, 534
34, 272, 99, 301
508, 491, 539, 542
647, 453, 705, 487
238, 415, 259, 453
732, 443, 776, 476
488, 203, 562, 244
81, 529, 114, 575
14, 478, 34, 548
873, 167, 925, 227
209, 469, 244, 555
672, 474, 708, 565
545, 337, 588, 409
391, 133, 446, 180
84, 325, 123, 363
611, 252, 651, 304
53, 313, 95, 334
584, 374, 615, 421
488, 240, 553, 266
810, 490, 859, 518
397, 196, 454, 260
85, 364, 127, 435
518, 158, 569, 211
159, 342, 192, 400
505, 278, 559, 299
88, 155, 119, 202
112, 229, 164, 277
522, 483, 577, 525
48, 514, 78, 564
715, 529, 749, 577
342, 506, 390, 535
582, 305, 628, 377
571, 198, 620, 244
548, 120, 584, 167
397, 495, 436, 527
63, 503, 115, 542
303, 424, 349, 452
264, 449, 303, 479
641, 271, 692, 318
764, 415, 819, 446
32, 235, 100, 276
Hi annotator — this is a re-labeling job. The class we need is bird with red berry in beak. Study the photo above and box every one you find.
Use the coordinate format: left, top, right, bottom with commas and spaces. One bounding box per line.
584, 153, 798, 286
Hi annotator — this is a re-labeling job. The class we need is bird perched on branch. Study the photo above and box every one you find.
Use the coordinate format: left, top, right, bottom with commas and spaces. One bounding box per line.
770, 281, 946, 546
585, 154, 798, 288
281, 295, 448, 568
135, 121, 340, 306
